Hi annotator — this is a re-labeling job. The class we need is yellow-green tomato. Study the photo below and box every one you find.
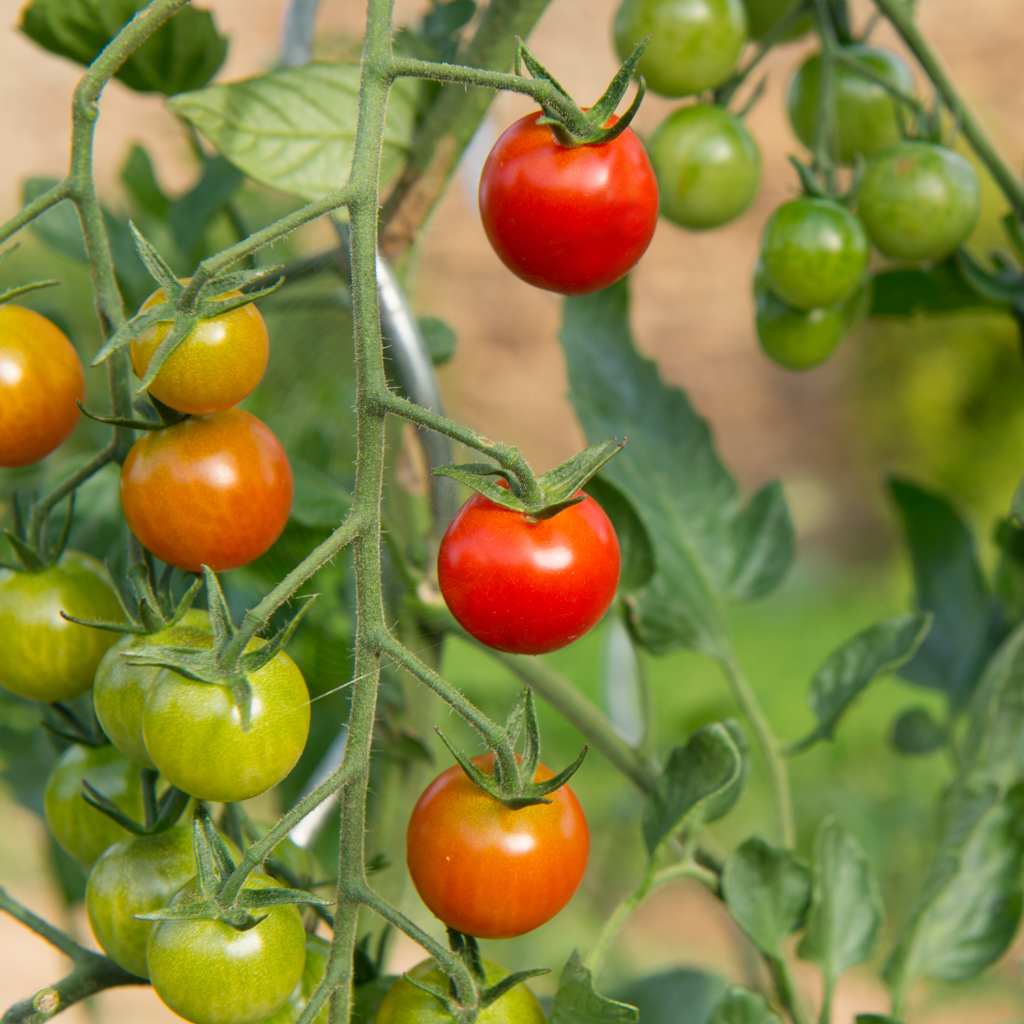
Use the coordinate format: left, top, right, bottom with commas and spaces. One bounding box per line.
647, 104, 761, 230
147, 874, 306, 1024
614, 0, 748, 98
44, 744, 143, 867
142, 637, 310, 802
261, 934, 331, 1024
85, 826, 196, 979
0, 551, 124, 702
93, 610, 211, 768
375, 959, 546, 1024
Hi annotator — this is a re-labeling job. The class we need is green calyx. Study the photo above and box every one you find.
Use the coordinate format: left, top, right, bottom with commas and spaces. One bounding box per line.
82, 767, 190, 838
0, 491, 74, 572
137, 807, 330, 931
434, 437, 624, 519
120, 567, 315, 731
515, 37, 650, 147
437, 688, 588, 810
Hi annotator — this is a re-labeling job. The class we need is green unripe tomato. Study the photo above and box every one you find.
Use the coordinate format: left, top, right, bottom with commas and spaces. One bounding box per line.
147, 873, 306, 1024
44, 744, 144, 867
787, 45, 915, 165
743, 0, 811, 41
85, 826, 196, 979
93, 609, 211, 768
857, 141, 981, 261
375, 959, 546, 1024
647, 104, 761, 230
613, 0, 748, 98
760, 197, 869, 310
142, 637, 310, 803
0, 551, 124, 703
261, 934, 331, 1024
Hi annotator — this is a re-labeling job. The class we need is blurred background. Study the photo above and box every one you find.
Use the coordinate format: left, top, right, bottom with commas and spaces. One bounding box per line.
2, 0, 1024, 1021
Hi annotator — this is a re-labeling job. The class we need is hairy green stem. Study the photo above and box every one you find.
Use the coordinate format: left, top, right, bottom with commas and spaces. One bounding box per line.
773, 955, 812, 1024
811, 0, 840, 188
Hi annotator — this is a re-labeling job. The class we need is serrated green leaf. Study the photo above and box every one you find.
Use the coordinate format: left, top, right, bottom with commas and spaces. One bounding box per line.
870, 259, 994, 316
788, 614, 931, 753
642, 722, 743, 857
550, 953, 638, 1024
892, 707, 946, 755
122, 145, 169, 218
167, 62, 421, 203
727, 481, 794, 601
614, 969, 725, 1024
798, 819, 883, 990
583, 474, 655, 595
707, 986, 784, 1024
417, 316, 457, 366
722, 839, 811, 958
169, 157, 244, 257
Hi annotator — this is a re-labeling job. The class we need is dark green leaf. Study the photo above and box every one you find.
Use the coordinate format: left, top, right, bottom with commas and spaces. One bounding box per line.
167, 62, 421, 202
891, 478, 1006, 709
727, 481, 794, 601
892, 707, 946, 755
615, 969, 726, 1024
24, 178, 85, 262
721, 839, 811, 958
122, 145, 169, 218
707, 986, 784, 1024
422, 0, 477, 39
870, 259, 995, 316
788, 614, 931, 753
169, 157, 244, 257
642, 722, 743, 857
550, 953, 638, 1024
954, 248, 1024, 306
583, 474, 655, 594
290, 461, 353, 530
21, 0, 226, 95
417, 316, 457, 365
798, 819, 883, 988
703, 720, 749, 824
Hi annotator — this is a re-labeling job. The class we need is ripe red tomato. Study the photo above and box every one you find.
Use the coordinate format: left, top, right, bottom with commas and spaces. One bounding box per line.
437, 490, 620, 654
130, 287, 269, 416
406, 754, 589, 939
478, 112, 659, 295
0, 304, 84, 467
119, 408, 293, 573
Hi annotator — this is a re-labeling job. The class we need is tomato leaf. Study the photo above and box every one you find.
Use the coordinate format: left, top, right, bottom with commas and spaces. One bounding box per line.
797, 818, 883, 992
642, 721, 744, 857
550, 952, 638, 1024
891, 707, 947, 755
561, 280, 794, 656
721, 838, 811, 959
869, 259, 995, 316
167, 62, 421, 203
786, 613, 932, 754
706, 986, 784, 1024
20, 0, 226, 95
614, 968, 726, 1024
727, 481, 795, 601
890, 477, 1006, 710
583, 475, 655, 595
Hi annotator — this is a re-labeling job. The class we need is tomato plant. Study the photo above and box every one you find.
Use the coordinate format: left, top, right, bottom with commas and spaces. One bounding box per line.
261, 934, 331, 1024
647, 104, 761, 230
130, 287, 269, 416
141, 637, 310, 803
147, 873, 306, 1024
406, 754, 589, 939
0, 304, 83, 468
787, 45, 915, 164
742, 0, 811, 40
478, 111, 658, 295
0, 550, 124, 703
613, 0, 748, 97
119, 408, 293, 573
857, 140, 981, 261
437, 488, 620, 654
85, 826, 196, 979
43, 744, 144, 867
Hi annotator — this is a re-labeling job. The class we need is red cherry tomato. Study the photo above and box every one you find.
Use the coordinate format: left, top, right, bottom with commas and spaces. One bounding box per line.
119, 408, 293, 573
406, 754, 590, 939
0, 304, 84, 467
478, 112, 659, 295
437, 490, 620, 654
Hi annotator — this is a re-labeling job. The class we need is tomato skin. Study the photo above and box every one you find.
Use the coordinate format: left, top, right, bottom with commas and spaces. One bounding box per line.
261, 934, 331, 1024
857, 141, 981, 262
130, 287, 269, 416
437, 490, 620, 655
648, 104, 761, 230
375, 959, 546, 1024
147, 873, 306, 1024
478, 112, 659, 295
85, 826, 196, 979
788, 45, 915, 165
141, 637, 310, 803
44, 744, 144, 867
406, 755, 589, 939
0, 304, 84, 468
613, 0, 748, 97
760, 197, 869, 310
0, 551, 125, 703
743, 0, 811, 41
93, 609, 211, 768
119, 408, 293, 573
